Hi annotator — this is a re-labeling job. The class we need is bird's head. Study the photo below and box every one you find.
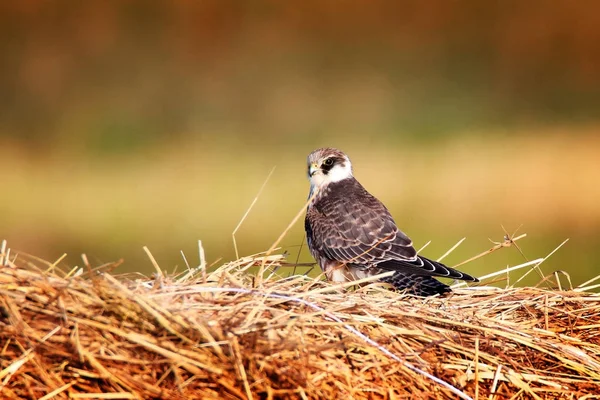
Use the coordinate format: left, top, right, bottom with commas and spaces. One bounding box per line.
307, 147, 353, 188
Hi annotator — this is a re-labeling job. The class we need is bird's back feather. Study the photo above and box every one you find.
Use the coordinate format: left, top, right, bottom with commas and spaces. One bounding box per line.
305, 173, 478, 296
307, 178, 478, 280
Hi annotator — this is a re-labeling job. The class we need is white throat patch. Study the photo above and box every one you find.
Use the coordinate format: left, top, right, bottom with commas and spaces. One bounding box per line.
326, 162, 353, 182
309, 159, 353, 188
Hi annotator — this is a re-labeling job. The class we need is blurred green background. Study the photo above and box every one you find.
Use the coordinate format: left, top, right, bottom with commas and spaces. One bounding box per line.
2, 1, 600, 285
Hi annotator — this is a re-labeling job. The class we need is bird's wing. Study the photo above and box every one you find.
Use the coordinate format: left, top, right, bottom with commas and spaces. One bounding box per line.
307, 179, 415, 264
307, 179, 478, 281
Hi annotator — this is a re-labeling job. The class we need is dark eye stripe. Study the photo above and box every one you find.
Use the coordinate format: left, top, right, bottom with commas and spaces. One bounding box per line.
322, 157, 341, 173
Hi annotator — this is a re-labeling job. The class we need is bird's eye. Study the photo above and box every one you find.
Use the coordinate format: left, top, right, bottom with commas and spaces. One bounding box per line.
322, 158, 334, 167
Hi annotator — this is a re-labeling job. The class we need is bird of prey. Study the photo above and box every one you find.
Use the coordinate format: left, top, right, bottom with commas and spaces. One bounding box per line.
304, 147, 478, 296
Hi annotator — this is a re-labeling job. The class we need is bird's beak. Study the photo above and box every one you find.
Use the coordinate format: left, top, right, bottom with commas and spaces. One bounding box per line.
309, 163, 319, 177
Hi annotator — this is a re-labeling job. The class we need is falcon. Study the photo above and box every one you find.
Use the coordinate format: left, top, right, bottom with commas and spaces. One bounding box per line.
304, 147, 478, 296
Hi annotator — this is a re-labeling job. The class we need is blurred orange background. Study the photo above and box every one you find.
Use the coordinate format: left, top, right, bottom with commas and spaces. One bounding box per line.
2, 1, 599, 285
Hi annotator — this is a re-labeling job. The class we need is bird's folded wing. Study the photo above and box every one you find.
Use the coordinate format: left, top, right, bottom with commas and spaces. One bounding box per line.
308, 193, 416, 266
307, 189, 478, 282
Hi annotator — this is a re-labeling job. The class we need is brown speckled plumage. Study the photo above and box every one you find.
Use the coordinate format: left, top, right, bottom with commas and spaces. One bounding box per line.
305, 147, 478, 296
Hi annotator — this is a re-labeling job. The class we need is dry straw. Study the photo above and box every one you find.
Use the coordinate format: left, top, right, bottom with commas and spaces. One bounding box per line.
1, 230, 600, 400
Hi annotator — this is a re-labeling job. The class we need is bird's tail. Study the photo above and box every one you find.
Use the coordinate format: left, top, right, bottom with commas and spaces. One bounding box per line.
380, 272, 452, 297
378, 256, 479, 282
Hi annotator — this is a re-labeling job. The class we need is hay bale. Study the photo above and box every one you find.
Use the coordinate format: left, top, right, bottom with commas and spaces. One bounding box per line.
1, 248, 600, 399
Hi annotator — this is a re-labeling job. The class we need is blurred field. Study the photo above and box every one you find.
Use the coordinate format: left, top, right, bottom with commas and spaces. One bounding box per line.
3, 125, 600, 285
1, 1, 600, 285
